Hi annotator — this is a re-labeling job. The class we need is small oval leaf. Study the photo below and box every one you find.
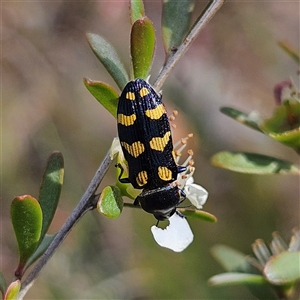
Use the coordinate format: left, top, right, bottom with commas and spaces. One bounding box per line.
209, 273, 280, 299
131, 17, 156, 79
211, 245, 252, 273
261, 101, 300, 150
211, 152, 300, 175
178, 209, 217, 223
162, 0, 195, 58
84, 78, 119, 118
220, 107, 263, 133
11, 195, 42, 277
268, 129, 300, 151
4, 280, 20, 300
97, 186, 123, 218
86, 33, 129, 90
130, 0, 145, 25
264, 251, 300, 285
208, 273, 267, 287
38, 151, 64, 241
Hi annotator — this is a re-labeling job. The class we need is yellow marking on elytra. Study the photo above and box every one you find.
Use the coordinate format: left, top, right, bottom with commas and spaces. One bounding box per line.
121, 141, 145, 158
117, 113, 137, 126
149, 131, 171, 152
158, 166, 173, 181
126, 91, 135, 100
145, 104, 166, 120
136, 170, 148, 186
139, 87, 149, 97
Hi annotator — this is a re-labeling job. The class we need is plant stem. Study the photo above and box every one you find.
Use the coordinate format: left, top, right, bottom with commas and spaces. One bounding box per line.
18, 151, 112, 300
153, 0, 225, 91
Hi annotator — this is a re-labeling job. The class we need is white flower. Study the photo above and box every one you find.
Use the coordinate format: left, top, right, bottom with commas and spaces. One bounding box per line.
174, 135, 208, 209
151, 213, 194, 252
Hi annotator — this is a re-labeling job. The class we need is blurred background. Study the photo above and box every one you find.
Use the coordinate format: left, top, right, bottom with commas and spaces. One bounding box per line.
2, 1, 299, 299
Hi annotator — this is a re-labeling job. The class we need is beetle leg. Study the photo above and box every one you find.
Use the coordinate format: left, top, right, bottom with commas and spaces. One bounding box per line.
115, 163, 131, 184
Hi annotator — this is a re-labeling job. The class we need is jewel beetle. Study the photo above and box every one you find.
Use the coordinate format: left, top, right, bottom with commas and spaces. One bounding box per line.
117, 78, 186, 221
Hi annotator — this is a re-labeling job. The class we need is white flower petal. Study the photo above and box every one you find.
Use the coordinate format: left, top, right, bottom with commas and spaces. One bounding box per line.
110, 137, 122, 160
151, 213, 194, 252
184, 183, 208, 209
185, 176, 194, 185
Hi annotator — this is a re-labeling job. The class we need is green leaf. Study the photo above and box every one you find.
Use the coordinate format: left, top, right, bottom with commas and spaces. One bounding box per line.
130, 0, 145, 25
97, 186, 123, 219
211, 245, 253, 273
86, 33, 129, 90
208, 273, 279, 299
264, 251, 300, 285
0, 272, 7, 299
211, 151, 300, 175
84, 78, 119, 118
11, 195, 42, 278
220, 107, 263, 133
162, 0, 195, 57
131, 17, 156, 79
278, 41, 300, 64
24, 234, 56, 271
4, 280, 20, 300
38, 151, 63, 241
261, 101, 300, 150
267, 129, 300, 151
208, 273, 267, 287
179, 209, 217, 223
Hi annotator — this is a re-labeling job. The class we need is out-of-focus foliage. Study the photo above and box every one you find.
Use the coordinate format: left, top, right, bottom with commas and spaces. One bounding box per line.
211, 151, 300, 175
209, 229, 300, 299
9, 151, 63, 282
2, 1, 299, 299
162, 0, 195, 59
4, 280, 21, 300
212, 76, 300, 173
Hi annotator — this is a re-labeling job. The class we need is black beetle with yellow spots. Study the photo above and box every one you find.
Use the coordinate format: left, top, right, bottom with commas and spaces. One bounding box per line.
117, 78, 186, 221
